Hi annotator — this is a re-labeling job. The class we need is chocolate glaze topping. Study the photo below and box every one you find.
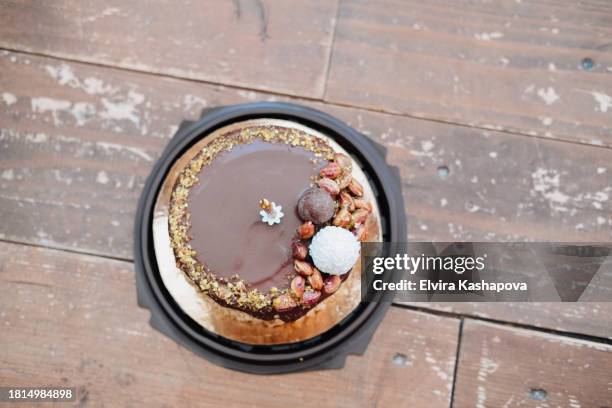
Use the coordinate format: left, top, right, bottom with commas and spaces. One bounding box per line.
188, 140, 318, 291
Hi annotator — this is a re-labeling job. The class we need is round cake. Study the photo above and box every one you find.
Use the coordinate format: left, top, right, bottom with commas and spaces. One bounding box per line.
153, 119, 381, 344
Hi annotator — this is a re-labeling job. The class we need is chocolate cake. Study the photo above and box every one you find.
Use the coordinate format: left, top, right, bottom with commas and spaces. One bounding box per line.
154, 119, 381, 344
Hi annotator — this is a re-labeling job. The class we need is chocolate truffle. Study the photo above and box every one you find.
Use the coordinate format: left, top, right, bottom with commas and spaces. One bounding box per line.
297, 187, 335, 224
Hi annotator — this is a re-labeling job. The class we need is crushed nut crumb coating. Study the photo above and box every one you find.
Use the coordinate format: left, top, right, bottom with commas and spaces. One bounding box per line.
169, 126, 334, 320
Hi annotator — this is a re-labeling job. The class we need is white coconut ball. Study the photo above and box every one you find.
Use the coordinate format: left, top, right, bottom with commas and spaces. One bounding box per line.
309, 226, 360, 275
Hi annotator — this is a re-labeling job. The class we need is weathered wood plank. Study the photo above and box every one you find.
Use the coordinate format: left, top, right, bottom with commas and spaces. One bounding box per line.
453, 319, 612, 407
0, 0, 338, 98
326, 0, 612, 148
399, 302, 612, 340
323, 104, 612, 244
1, 50, 610, 259
1, 50, 611, 339
0, 241, 459, 407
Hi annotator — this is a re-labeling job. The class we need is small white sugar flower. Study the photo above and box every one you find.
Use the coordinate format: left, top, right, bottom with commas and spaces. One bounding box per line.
260, 202, 284, 225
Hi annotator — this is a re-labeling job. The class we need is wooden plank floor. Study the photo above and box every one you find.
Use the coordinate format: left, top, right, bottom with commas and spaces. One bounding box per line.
0, 0, 339, 98
1, 1, 611, 406
453, 320, 612, 408
2, 50, 610, 258
0, 242, 460, 408
326, 0, 612, 148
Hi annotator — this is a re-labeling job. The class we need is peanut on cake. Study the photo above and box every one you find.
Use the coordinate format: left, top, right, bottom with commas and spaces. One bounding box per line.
167, 123, 378, 333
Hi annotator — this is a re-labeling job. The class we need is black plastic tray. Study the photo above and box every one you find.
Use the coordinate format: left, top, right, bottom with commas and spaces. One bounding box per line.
134, 102, 406, 374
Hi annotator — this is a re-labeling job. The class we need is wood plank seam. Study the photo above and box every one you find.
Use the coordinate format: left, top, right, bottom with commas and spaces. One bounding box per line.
2, 46, 610, 153
395, 303, 612, 345
0, 237, 133, 263
321, 0, 342, 99
448, 318, 465, 408
320, 98, 612, 152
